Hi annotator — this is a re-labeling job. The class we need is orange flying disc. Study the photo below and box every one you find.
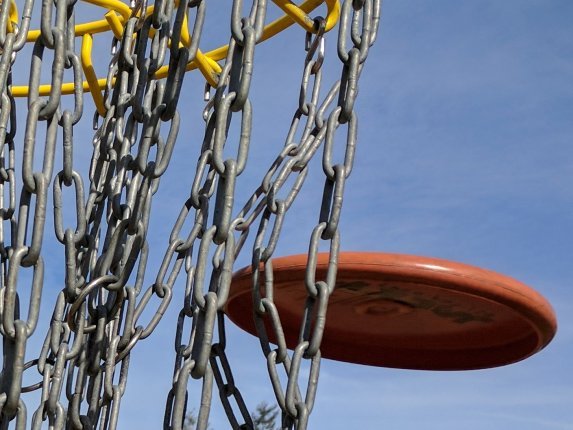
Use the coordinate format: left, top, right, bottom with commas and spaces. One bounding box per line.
225, 252, 557, 370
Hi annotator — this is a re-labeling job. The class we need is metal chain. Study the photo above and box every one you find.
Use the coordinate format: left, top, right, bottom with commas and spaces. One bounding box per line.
238, 2, 381, 428
0, 1, 382, 429
55, 0, 197, 427
164, 2, 268, 429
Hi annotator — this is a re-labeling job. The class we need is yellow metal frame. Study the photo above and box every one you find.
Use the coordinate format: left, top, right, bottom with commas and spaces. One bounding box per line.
9, 0, 340, 115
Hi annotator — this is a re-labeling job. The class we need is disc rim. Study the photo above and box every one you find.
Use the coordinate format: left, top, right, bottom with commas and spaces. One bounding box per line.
225, 252, 557, 370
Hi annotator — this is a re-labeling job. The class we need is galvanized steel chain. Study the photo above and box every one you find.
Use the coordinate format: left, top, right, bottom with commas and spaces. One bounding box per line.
0, 0, 382, 429
241, 1, 381, 428
164, 2, 268, 429
164, 1, 382, 429
0, 0, 77, 427
246, 22, 329, 429
0, 0, 200, 428
55, 1, 200, 428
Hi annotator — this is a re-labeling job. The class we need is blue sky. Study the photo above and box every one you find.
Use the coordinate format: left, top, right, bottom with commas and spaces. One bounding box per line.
8, 1, 573, 429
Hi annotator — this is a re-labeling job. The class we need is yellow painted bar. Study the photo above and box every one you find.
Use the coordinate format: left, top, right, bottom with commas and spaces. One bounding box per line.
271, 0, 339, 33
82, 0, 131, 21
81, 34, 107, 116
156, 0, 340, 78
12, 0, 340, 102
105, 11, 125, 40
263, 0, 340, 42
26, 0, 135, 41
27, 18, 113, 42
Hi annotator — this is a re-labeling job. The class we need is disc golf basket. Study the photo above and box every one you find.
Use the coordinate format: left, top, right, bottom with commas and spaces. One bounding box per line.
0, 1, 556, 429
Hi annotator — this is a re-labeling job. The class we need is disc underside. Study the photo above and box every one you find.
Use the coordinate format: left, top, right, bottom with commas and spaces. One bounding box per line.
225, 253, 557, 370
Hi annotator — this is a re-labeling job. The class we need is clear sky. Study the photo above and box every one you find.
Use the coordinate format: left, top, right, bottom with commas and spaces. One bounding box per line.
8, 1, 573, 429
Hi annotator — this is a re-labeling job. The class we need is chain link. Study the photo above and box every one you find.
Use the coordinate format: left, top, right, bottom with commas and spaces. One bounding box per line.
0, 1, 382, 428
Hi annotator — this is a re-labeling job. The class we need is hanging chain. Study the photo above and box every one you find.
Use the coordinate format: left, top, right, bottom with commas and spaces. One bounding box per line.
164, 2, 268, 429
241, 1, 381, 428
0, 1, 383, 429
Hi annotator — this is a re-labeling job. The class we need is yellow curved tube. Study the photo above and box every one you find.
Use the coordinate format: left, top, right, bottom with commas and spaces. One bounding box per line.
81, 34, 107, 116
12, 0, 341, 112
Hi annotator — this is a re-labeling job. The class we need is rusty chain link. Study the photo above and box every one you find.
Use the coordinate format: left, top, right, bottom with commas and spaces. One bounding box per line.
0, 1, 382, 428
